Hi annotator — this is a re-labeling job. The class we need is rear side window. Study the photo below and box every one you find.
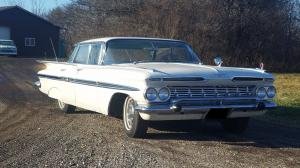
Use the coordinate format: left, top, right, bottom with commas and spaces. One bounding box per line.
88, 44, 101, 65
74, 44, 91, 64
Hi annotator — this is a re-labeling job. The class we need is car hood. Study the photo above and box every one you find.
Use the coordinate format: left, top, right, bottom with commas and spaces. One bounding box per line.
116, 63, 273, 80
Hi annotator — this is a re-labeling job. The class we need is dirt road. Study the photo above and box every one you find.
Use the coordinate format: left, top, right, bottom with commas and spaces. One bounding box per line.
0, 57, 299, 168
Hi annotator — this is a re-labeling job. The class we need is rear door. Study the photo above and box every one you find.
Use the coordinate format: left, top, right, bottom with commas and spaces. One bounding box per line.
58, 46, 79, 105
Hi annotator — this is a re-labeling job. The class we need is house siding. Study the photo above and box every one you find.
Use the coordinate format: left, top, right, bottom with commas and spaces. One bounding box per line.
0, 6, 60, 58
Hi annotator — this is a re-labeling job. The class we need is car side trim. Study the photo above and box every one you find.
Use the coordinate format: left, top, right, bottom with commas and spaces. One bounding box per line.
148, 77, 205, 82
38, 74, 139, 91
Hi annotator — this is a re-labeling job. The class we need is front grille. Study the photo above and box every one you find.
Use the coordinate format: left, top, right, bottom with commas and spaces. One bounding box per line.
169, 86, 256, 98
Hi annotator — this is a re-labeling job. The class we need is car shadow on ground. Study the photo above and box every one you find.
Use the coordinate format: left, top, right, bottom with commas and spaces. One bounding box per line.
60, 108, 300, 149
146, 119, 300, 149
66, 109, 100, 115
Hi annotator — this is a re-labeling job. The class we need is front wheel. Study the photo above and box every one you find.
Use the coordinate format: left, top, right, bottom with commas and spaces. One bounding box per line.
57, 100, 76, 113
123, 97, 148, 138
221, 117, 250, 134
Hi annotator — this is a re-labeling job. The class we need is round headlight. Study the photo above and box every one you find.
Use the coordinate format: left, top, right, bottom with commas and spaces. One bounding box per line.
257, 87, 267, 98
267, 86, 276, 98
158, 87, 170, 101
145, 88, 157, 101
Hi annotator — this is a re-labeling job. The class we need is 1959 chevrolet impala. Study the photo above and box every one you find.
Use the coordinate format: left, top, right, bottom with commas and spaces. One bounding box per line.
36, 37, 276, 138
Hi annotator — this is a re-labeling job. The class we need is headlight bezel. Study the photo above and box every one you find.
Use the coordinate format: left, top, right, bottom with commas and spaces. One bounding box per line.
145, 87, 171, 102
266, 86, 276, 98
256, 87, 267, 99
145, 88, 158, 101
158, 87, 171, 101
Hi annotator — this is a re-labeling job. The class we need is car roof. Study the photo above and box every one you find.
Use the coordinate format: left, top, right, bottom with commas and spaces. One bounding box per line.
80, 37, 185, 44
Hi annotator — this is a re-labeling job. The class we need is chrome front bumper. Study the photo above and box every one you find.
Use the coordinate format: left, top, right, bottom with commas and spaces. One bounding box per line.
137, 97, 276, 121
34, 81, 41, 89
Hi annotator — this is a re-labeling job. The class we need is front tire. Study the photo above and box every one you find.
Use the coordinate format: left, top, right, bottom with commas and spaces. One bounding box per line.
221, 117, 249, 134
123, 97, 148, 138
57, 100, 76, 113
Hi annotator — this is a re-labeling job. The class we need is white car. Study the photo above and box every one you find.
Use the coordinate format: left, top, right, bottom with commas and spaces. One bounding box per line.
0, 40, 17, 56
36, 37, 277, 138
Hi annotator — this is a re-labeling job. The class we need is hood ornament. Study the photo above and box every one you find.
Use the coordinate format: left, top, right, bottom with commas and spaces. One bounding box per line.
214, 56, 223, 67
260, 62, 264, 70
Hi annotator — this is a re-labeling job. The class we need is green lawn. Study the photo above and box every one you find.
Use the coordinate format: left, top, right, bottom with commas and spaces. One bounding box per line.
261, 74, 300, 127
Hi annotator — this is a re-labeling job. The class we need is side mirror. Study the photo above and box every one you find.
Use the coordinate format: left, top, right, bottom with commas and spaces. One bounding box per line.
214, 56, 223, 67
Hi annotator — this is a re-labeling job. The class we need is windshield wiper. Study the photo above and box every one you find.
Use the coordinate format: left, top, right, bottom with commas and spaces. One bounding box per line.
132, 60, 153, 64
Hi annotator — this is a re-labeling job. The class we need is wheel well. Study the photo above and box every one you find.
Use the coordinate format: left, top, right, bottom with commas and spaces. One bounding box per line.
108, 93, 128, 118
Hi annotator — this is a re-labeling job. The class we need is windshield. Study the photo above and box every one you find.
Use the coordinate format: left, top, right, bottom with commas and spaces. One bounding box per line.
0, 41, 14, 46
103, 39, 200, 65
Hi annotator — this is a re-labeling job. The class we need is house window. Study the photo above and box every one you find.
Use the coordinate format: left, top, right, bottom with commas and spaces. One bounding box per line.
25, 38, 36, 47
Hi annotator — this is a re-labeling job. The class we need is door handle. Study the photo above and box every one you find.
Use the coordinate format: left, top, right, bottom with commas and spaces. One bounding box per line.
60, 69, 66, 71
77, 68, 83, 71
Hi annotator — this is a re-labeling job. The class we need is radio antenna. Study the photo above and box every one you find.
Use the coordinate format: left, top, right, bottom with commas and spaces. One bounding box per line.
50, 37, 58, 62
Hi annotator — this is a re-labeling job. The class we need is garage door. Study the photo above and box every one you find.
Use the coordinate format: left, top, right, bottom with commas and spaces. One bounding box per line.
0, 27, 11, 40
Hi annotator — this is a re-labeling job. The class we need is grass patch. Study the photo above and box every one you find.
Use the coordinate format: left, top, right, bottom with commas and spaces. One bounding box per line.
259, 74, 300, 127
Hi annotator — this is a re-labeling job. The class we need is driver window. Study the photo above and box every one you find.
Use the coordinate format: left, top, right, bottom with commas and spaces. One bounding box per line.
73, 44, 91, 64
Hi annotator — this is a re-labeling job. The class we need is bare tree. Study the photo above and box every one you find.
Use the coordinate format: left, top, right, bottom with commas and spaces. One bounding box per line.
2, 0, 47, 16
2, 0, 25, 7
30, 0, 46, 16
47, 0, 300, 72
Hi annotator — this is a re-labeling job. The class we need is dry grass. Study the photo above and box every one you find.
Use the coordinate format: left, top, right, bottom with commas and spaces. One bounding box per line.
262, 74, 300, 127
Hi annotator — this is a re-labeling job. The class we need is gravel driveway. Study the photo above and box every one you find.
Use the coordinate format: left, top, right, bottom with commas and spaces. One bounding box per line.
0, 58, 299, 168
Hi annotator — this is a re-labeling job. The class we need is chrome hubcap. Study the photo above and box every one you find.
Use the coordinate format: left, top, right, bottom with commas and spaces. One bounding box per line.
124, 98, 135, 131
58, 100, 65, 109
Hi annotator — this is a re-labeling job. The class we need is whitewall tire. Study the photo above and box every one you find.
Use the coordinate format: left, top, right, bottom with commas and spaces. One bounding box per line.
123, 97, 148, 138
57, 100, 76, 113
